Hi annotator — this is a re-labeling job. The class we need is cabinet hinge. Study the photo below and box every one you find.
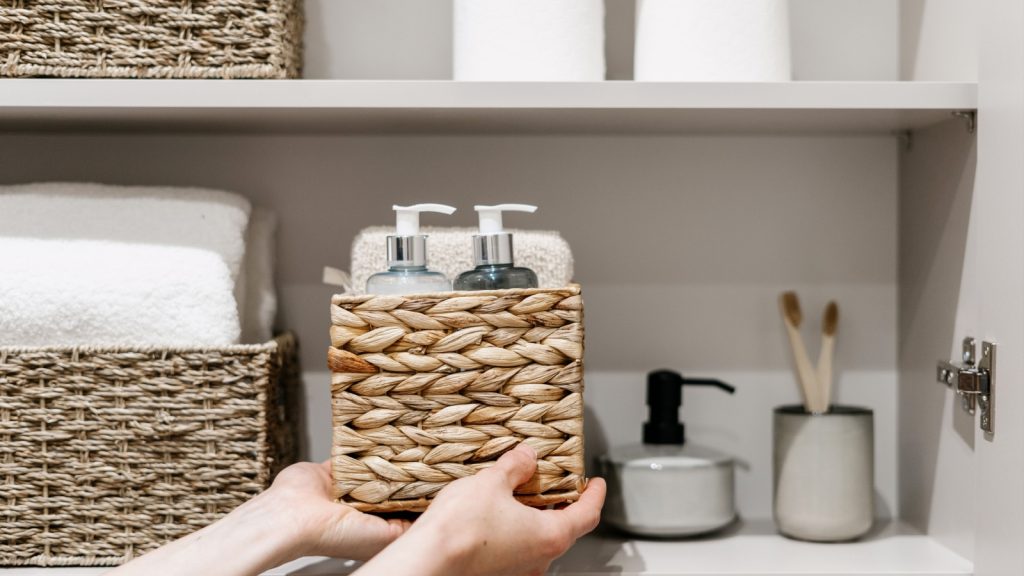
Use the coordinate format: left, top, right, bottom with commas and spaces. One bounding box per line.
937, 337, 996, 434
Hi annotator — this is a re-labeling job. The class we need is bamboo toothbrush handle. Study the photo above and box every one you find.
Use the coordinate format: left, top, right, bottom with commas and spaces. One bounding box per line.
816, 301, 838, 413
785, 323, 821, 413
817, 335, 834, 412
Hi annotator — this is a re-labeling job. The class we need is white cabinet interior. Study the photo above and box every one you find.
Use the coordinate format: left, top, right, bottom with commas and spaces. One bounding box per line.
303, 0, 976, 82
898, 119, 977, 561
0, 131, 905, 524
0, 115, 978, 576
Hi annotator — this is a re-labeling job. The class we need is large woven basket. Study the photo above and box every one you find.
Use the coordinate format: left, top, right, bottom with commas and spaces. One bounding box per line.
0, 0, 302, 79
328, 286, 585, 513
0, 333, 300, 567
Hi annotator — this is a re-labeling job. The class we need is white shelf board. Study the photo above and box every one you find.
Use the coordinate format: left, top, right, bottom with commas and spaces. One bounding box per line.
0, 80, 977, 134
272, 520, 972, 576
0, 521, 972, 576
268, 521, 971, 576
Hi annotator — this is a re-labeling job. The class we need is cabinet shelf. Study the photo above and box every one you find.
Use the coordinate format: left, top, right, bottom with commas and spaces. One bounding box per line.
0, 80, 976, 134
0, 521, 970, 575
272, 521, 976, 576
273, 521, 970, 576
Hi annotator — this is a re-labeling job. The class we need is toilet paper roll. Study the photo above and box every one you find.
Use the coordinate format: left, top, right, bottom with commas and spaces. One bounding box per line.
454, 0, 605, 81
635, 0, 791, 82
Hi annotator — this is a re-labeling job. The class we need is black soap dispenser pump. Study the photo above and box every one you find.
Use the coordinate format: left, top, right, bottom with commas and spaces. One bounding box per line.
600, 369, 738, 537
643, 370, 736, 445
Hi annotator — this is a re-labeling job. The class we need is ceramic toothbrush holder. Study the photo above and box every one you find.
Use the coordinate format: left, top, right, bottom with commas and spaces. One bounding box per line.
773, 405, 874, 542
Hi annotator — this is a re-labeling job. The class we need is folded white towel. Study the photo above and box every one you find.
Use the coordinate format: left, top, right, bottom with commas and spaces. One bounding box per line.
0, 239, 239, 347
349, 226, 574, 294
240, 208, 278, 344
0, 182, 253, 347
0, 182, 250, 302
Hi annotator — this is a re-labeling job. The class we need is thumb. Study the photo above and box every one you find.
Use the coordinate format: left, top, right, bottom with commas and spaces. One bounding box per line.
490, 442, 538, 491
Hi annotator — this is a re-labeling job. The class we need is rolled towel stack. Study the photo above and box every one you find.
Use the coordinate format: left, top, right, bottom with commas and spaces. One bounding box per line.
635, 0, 792, 82
0, 183, 276, 347
453, 0, 605, 81
349, 226, 574, 294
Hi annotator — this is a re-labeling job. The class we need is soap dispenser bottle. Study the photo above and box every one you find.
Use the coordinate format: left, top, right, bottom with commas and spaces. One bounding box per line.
366, 203, 456, 295
599, 370, 738, 537
453, 204, 539, 290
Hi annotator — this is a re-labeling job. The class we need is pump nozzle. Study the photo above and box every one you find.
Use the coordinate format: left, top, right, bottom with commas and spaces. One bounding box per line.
474, 204, 537, 235
394, 204, 457, 236
643, 370, 736, 445
471, 204, 537, 266
387, 203, 456, 268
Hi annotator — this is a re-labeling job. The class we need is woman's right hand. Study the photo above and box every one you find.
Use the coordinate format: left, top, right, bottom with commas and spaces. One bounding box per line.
356, 443, 607, 576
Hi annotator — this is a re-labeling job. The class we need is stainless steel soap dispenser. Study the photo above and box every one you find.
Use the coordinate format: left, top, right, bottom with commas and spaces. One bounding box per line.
599, 370, 737, 537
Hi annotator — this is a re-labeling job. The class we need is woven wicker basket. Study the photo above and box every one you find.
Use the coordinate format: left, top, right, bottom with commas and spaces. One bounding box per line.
329, 286, 585, 513
0, 0, 302, 79
0, 334, 300, 567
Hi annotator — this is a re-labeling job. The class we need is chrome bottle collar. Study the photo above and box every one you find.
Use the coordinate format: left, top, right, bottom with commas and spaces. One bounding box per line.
473, 233, 514, 266
387, 235, 427, 268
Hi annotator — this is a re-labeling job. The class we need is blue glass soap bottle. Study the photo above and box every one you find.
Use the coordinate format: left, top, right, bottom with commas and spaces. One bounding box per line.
366, 203, 456, 295
454, 204, 539, 290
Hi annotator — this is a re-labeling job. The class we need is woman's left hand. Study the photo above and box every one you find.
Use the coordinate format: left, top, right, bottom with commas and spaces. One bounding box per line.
262, 460, 411, 561
108, 460, 410, 576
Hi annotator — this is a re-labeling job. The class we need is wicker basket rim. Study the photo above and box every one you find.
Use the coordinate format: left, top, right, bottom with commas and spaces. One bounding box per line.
0, 332, 293, 355
332, 283, 581, 306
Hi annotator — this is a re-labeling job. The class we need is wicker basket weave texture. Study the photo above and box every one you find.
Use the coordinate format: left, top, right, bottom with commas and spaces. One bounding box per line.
0, 0, 303, 78
0, 333, 299, 567
329, 286, 585, 513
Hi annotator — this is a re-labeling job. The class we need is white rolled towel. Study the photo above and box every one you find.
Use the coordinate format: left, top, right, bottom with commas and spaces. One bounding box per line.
0, 239, 239, 348
635, 0, 791, 82
454, 0, 605, 81
349, 226, 574, 294
0, 183, 253, 347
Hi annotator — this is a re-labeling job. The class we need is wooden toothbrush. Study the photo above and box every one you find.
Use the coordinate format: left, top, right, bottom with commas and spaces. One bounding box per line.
816, 301, 839, 413
780, 291, 822, 413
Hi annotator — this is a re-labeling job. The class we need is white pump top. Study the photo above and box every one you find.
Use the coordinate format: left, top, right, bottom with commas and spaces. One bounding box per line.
387, 203, 455, 268
471, 204, 537, 266
475, 204, 537, 235
394, 203, 456, 236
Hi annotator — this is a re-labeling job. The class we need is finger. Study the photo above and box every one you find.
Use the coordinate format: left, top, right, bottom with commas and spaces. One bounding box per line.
489, 442, 538, 491
546, 477, 606, 540
329, 513, 406, 561
388, 517, 413, 536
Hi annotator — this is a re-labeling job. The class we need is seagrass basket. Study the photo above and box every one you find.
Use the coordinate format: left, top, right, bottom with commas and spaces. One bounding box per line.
0, 333, 300, 566
328, 286, 585, 513
0, 0, 303, 79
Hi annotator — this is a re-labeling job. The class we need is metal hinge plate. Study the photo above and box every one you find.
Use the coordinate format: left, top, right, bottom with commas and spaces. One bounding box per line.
937, 337, 996, 434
